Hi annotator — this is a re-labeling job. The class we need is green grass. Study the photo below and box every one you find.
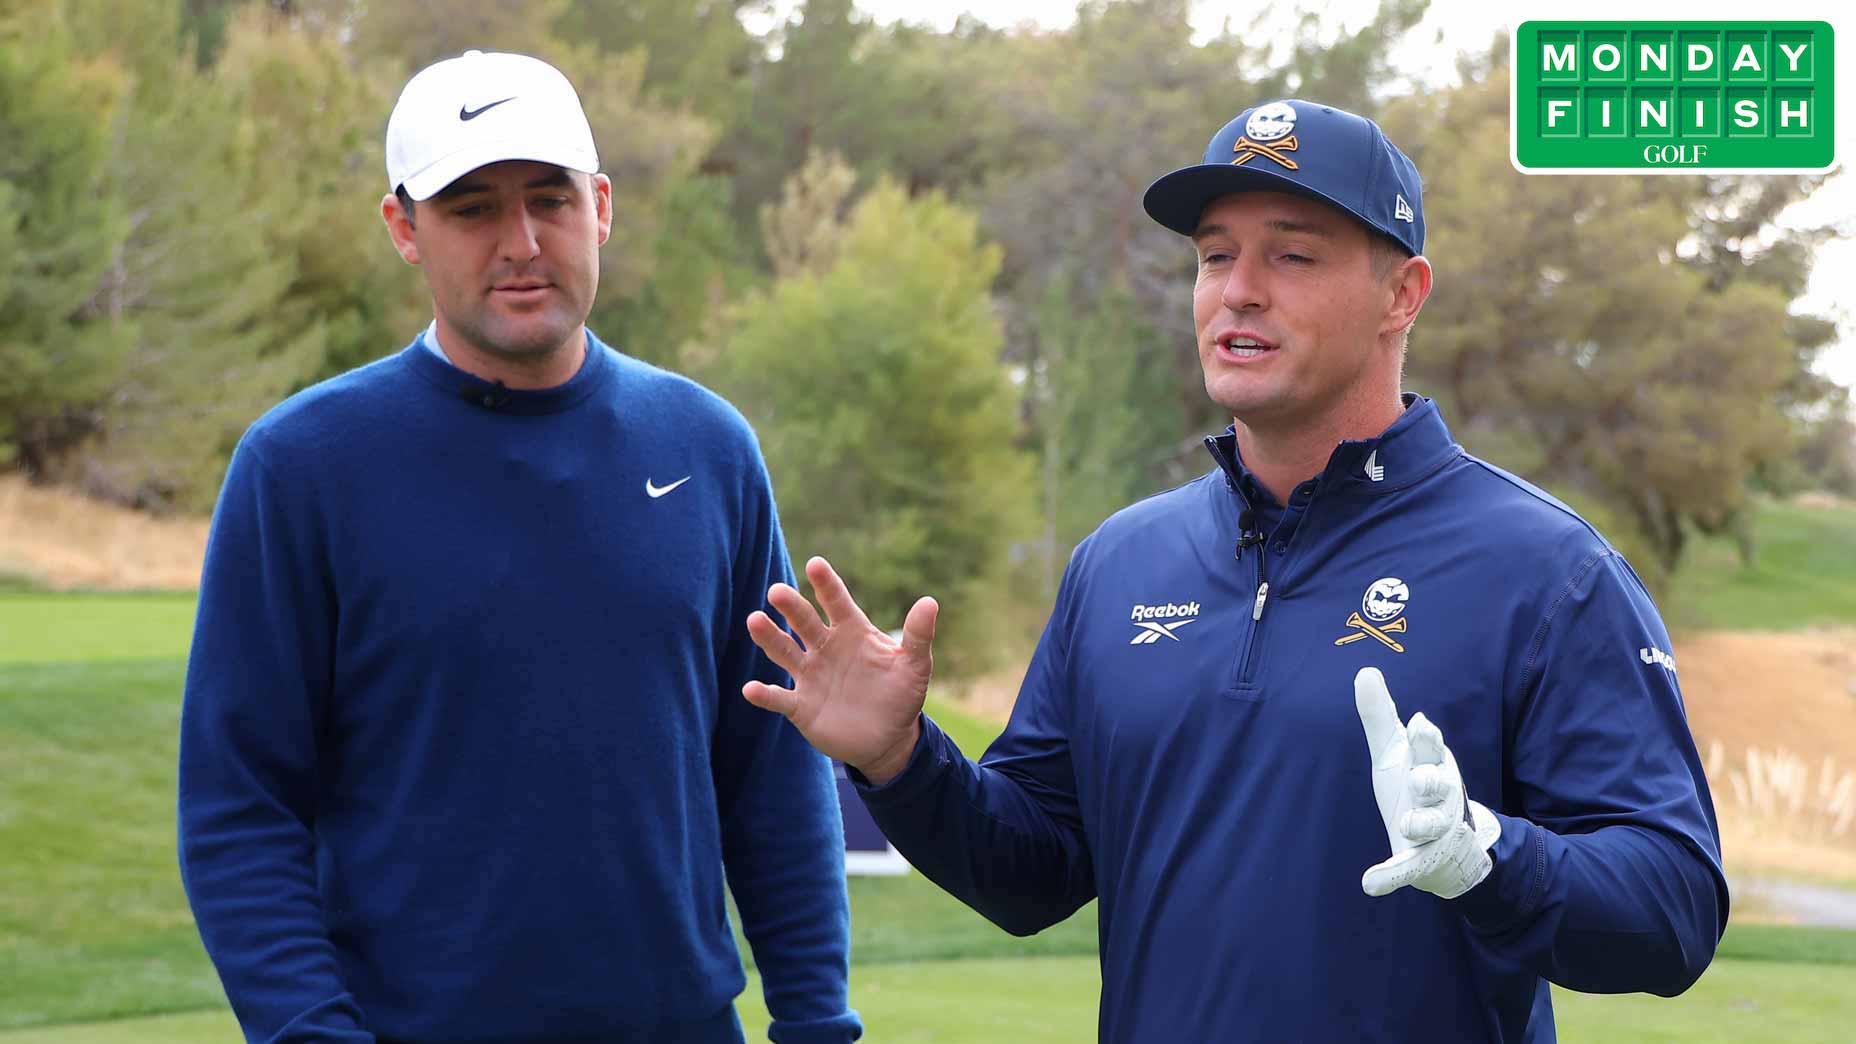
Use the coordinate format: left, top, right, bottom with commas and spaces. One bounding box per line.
737, 957, 1102, 1043
841, 875, 1096, 964
923, 693, 1007, 760
0, 593, 196, 664
1551, 959, 1856, 1042
1714, 921, 1856, 964
4, 955, 1851, 1044
1667, 497, 1856, 631
0, 660, 223, 1029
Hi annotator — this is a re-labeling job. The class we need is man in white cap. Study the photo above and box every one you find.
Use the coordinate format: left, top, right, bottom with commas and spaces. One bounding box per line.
179, 51, 861, 1044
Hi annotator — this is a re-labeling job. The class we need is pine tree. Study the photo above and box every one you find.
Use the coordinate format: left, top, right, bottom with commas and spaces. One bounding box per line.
0, 0, 129, 476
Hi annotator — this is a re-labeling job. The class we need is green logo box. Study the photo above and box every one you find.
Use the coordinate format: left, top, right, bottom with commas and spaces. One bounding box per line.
1511, 21, 1836, 173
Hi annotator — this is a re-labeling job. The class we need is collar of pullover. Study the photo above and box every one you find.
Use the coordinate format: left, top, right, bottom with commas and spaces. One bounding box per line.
1203, 393, 1461, 500
401, 327, 614, 416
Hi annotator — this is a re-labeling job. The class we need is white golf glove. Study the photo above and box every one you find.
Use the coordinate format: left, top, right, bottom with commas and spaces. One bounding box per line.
1354, 667, 1501, 899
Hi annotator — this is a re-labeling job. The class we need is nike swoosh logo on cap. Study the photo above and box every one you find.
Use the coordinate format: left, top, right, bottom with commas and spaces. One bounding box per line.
459, 97, 515, 121
646, 476, 691, 499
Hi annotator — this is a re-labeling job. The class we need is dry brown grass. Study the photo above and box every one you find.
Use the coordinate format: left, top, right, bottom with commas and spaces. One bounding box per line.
0, 474, 207, 591
1708, 740, 1856, 883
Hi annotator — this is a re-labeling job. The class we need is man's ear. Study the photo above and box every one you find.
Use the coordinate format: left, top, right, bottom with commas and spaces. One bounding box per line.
1382, 254, 1432, 339
382, 192, 421, 265
591, 173, 613, 247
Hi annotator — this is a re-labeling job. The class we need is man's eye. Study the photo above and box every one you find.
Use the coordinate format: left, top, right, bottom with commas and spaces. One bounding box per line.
1280, 253, 1313, 264
454, 204, 487, 218
535, 196, 569, 210
1199, 252, 1232, 265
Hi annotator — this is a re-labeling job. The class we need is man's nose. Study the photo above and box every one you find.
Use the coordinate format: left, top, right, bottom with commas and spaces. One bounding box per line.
497, 207, 541, 262
1220, 254, 1268, 313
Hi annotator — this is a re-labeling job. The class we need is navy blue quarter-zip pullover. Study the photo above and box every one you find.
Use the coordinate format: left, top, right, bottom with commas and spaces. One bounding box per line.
858, 395, 1725, 1043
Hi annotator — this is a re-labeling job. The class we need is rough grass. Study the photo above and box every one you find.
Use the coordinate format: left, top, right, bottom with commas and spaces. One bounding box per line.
0, 475, 205, 592
1667, 497, 1856, 631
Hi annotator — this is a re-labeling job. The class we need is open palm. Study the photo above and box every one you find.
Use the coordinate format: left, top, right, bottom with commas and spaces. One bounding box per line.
743, 556, 938, 784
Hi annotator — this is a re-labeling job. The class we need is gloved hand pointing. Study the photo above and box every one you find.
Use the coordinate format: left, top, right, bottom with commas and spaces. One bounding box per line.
1355, 667, 1501, 899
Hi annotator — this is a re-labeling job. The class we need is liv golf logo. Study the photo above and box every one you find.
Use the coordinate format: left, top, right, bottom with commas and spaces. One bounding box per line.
1512, 22, 1835, 173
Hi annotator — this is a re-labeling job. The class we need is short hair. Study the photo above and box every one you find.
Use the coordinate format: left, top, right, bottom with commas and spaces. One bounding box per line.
1367, 231, 1410, 282
395, 185, 416, 229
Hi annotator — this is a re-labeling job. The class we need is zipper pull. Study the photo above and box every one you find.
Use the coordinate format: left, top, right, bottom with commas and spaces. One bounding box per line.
1252, 581, 1270, 621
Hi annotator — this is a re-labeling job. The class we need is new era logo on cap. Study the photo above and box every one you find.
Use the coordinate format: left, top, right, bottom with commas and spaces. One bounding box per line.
386, 50, 599, 202
1141, 99, 1425, 257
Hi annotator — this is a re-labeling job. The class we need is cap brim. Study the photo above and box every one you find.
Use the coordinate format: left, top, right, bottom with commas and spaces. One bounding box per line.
1142, 163, 1362, 238
400, 138, 600, 201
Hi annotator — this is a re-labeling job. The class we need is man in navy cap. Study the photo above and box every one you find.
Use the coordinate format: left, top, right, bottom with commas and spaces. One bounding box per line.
739, 100, 1726, 1041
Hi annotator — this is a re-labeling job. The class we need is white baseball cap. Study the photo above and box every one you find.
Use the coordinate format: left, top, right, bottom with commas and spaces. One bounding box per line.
385, 50, 599, 202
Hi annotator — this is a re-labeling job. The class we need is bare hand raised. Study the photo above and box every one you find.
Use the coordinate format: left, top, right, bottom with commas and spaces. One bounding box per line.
743, 556, 938, 785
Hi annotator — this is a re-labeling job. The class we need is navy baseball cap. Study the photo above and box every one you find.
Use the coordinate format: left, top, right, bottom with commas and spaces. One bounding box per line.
1142, 99, 1424, 256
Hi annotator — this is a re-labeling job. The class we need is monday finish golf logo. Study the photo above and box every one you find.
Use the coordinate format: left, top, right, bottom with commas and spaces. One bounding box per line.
1512, 21, 1836, 173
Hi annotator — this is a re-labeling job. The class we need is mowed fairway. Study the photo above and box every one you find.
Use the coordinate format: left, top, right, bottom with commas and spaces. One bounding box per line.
4, 588, 1856, 1042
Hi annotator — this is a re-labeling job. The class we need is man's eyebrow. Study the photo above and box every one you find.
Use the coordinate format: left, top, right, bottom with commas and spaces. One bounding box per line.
1191, 218, 1340, 241
525, 169, 574, 190
1265, 219, 1337, 239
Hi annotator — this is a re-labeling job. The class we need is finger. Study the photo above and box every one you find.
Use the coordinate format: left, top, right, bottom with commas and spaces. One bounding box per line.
1400, 806, 1455, 844
741, 680, 799, 719
1354, 667, 1405, 766
746, 610, 806, 676
1408, 763, 1451, 807
805, 556, 874, 631
1407, 712, 1446, 766
766, 582, 828, 651
900, 596, 938, 663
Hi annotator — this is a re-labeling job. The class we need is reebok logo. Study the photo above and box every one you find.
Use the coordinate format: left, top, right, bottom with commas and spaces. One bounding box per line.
1129, 601, 1201, 645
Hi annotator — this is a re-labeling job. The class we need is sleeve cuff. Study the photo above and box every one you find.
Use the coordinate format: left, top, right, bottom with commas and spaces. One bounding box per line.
1454, 811, 1547, 932
845, 714, 959, 807
768, 1010, 864, 1043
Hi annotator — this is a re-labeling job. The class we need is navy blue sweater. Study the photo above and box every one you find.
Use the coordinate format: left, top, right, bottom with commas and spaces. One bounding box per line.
858, 397, 1725, 1043
179, 333, 859, 1044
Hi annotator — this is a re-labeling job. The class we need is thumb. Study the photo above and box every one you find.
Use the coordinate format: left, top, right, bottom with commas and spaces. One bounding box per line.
1361, 846, 1422, 898
742, 680, 799, 719
900, 596, 938, 665
1354, 667, 1405, 767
